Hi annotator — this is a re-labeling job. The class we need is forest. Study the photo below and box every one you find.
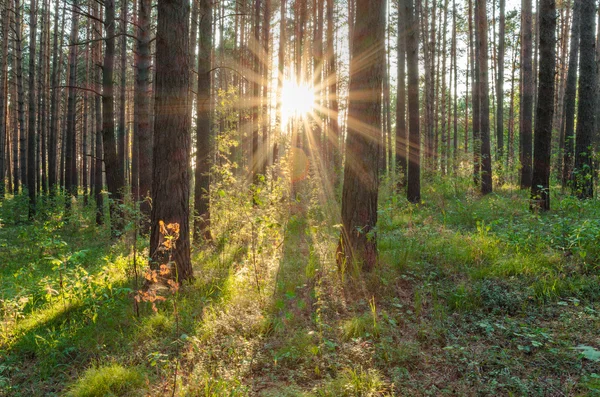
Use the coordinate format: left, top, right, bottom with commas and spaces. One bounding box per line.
0, 0, 600, 394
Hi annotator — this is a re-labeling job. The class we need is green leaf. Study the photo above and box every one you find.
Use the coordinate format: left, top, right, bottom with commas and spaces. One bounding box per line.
573, 345, 600, 362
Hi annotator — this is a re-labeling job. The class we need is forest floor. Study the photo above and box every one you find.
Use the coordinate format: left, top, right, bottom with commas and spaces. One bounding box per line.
1, 173, 600, 396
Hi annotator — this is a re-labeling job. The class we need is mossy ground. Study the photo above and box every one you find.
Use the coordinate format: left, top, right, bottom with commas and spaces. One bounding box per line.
1, 172, 599, 396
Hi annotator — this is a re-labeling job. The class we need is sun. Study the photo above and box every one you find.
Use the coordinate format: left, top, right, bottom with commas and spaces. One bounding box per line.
280, 79, 315, 125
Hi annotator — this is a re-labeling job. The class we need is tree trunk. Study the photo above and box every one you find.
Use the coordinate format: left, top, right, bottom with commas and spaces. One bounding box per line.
0, 0, 10, 198
396, 0, 407, 188
520, 0, 534, 189
471, 0, 481, 185
65, 0, 79, 206
151, 0, 192, 281
477, 0, 493, 194
326, 0, 340, 182
118, 0, 128, 184
194, 0, 212, 242
27, 0, 38, 215
530, 0, 556, 211
406, 0, 420, 203
338, 0, 385, 272
15, 0, 26, 192
93, 0, 104, 225
573, 0, 596, 199
496, 0, 505, 161
103, 0, 126, 234
48, 0, 61, 194
562, 0, 580, 188
135, 0, 152, 228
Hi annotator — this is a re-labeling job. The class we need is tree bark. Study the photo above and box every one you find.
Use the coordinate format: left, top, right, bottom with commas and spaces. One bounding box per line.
194, 0, 212, 242
396, 0, 407, 188
530, 0, 556, 211
573, 0, 596, 199
406, 0, 420, 203
520, 0, 534, 189
477, 0, 493, 194
496, 0, 505, 161
338, 0, 385, 272
0, 0, 10, 198
103, 0, 126, 235
118, 0, 128, 183
151, 0, 192, 281
561, 0, 580, 188
65, 0, 79, 206
135, 0, 152, 228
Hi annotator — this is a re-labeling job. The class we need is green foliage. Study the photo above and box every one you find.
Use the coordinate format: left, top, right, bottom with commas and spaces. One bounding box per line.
311, 367, 392, 397
66, 364, 147, 397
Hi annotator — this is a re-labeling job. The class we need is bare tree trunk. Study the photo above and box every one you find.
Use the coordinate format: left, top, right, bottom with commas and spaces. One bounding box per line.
0, 0, 10, 198
507, 33, 519, 169
150, 0, 193, 281
406, 0, 420, 203
520, 0, 534, 189
194, 0, 212, 241
93, 0, 104, 225
496, 0, 505, 161
118, 0, 128, 184
65, 0, 79, 207
530, 0, 556, 210
274, 0, 286, 166
573, 0, 596, 199
471, 0, 481, 185
477, 0, 493, 194
15, 0, 26, 192
396, 0, 407, 187
326, 0, 340, 182
135, 0, 152, 228
103, 0, 126, 235
338, 0, 385, 272
562, 0, 580, 188
27, 0, 38, 215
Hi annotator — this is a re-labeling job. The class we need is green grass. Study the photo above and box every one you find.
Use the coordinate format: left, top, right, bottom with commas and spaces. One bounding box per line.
2, 173, 600, 396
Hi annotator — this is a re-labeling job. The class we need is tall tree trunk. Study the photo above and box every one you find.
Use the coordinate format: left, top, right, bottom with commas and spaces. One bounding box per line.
507, 33, 519, 169
194, 0, 212, 242
573, 0, 596, 199
262, 0, 271, 173
451, 0, 457, 173
48, 0, 61, 193
326, 0, 340, 181
496, 0, 505, 161
530, 0, 556, 210
15, 0, 26, 192
274, 0, 286, 166
470, 0, 481, 185
135, 0, 152, 227
562, 0, 580, 188
406, 0, 420, 203
27, 0, 38, 215
150, 0, 193, 281
93, 0, 104, 224
520, 0, 534, 189
337, 0, 385, 272
251, 0, 261, 183
103, 0, 126, 234
65, 0, 79, 206
0, 0, 10, 198
118, 0, 128, 184
477, 0, 493, 194
396, 0, 407, 188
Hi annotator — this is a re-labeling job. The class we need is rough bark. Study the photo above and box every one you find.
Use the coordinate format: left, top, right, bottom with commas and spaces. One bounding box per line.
0, 0, 10, 198
194, 0, 212, 242
530, 0, 556, 211
65, 0, 79, 205
520, 0, 534, 189
396, 0, 407, 187
573, 0, 596, 199
562, 0, 580, 188
406, 0, 420, 203
496, 0, 505, 161
103, 0, 126, 234
135, 0, 152, 227
337, 0, 385, 272
27, 0, 38, 215
477, 0, 493, 194
151, 0, 192, 281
